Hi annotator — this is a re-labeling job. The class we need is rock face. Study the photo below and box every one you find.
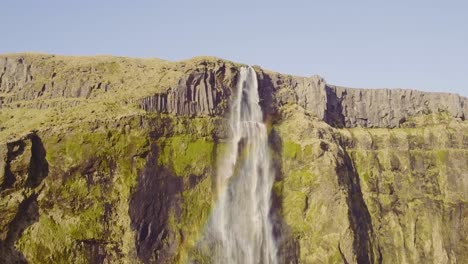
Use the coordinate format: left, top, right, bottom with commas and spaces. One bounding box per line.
1, 54, 466, 127
324, 86, 467, 127
0, 132, 48, 264
0, 55, 105, 107
343, 124, 468, 263
140, 63, 238, 117
0, 53, 467, 264
253, 71, 467, 128
140, 67, 468, 128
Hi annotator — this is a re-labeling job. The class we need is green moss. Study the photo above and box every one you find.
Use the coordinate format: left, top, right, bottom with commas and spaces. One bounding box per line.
407, 133, 426, 149
164, 177, 213, 263
280, 166, 316, 235
69, 203, 105, 240
436, 150, 448, 163
158, 136, 214, 177
349, 150, 372, 184
21, 121, 220, 262
283, 141, 302, 160
302, 144, 315, 160
287, 169, 316, 190
282, 190, 308, 234
17, 213, 89, 264
17, 121, 150, 263
59, 174, 89, 201
401, 111, 452, 128
343, 125, 468, 263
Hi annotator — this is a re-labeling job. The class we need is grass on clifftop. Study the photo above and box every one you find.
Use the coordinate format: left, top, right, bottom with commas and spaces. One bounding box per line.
0, 53, 242, 142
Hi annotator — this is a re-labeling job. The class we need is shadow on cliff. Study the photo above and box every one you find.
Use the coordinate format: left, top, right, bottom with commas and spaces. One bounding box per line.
256, 69, 280, 122
268, 129, 300, 264
129, 143, 183, 264
0, 133, 49, 264
324, 85, 345, 128
336, 143, 383, 264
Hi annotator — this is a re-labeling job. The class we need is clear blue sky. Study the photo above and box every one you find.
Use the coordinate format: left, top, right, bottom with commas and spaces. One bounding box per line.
2, 0, 467, 96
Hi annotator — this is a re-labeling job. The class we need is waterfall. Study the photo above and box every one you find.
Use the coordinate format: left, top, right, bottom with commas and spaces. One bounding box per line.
198, 66, 277, 264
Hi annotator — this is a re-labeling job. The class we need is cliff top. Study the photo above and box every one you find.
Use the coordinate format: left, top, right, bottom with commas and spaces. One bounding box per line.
1, 53, 466, 142
2, 52, 465, 97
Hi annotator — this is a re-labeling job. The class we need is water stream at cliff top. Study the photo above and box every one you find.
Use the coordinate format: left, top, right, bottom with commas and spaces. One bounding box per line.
198, 66, 277, 263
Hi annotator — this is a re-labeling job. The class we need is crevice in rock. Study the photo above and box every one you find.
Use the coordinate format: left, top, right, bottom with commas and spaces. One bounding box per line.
338, 242, 350, 264
1, 139, 27, 191
202, 67, 211, 115
26, 133, 49, 188
0, 66, 6, 92
324, 85, 345, 128
5, 194, 39, 245
256, 69, 279, 119
86, 84, 94, 99
0, 132, 49, 263
336, 145, 382, 264
0, 193, 39, 264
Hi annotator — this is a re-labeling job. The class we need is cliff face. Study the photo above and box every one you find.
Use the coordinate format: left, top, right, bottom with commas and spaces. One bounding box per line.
1, 54, 466, 128
0, 53, 467, 264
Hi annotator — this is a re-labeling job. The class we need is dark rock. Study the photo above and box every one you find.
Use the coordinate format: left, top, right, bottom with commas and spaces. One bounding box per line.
129, 144, 183, 264
140, 64, 238, 117
0, 132, 49, 264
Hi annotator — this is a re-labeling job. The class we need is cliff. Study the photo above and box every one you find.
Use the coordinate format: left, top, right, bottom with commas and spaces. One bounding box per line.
0, 53, 467, 264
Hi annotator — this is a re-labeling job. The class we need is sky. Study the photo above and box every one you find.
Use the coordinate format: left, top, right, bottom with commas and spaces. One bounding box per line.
1, 0, 467, 96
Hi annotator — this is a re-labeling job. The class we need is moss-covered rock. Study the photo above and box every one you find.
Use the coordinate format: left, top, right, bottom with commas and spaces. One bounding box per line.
342, 120, 468, 263
1, 53, 467, 264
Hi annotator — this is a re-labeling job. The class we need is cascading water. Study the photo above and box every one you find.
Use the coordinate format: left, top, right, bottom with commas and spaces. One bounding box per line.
198, 66, 277, 264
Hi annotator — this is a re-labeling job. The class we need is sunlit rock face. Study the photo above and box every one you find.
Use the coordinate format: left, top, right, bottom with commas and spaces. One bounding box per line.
0, 53, 467, 264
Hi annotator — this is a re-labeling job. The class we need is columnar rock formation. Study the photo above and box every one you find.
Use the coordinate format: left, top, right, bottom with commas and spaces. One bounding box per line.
140, 64, 236, 117
2, 54, 466, 127
141, 66, 467, 128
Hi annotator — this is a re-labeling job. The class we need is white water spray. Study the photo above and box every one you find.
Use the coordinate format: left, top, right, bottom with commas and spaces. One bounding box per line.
199, 66, 277, 264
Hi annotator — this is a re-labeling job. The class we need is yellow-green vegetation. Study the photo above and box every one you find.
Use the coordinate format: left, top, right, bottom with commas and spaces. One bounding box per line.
170, 177, 213, 263
9, 112, 227, 263
158, 136, 215, 177
272, 107, 468, 263
153, 135, 231, 263
0, 53, 238, 142
400, 111, 453, 128
16, 118, 150, 263
273, 106, 353, 263
342, 117, 468, 263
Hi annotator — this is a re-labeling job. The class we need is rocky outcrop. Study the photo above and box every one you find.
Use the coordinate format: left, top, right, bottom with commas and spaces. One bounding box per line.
0, 132, 48, 264
0, 54, 177, 111
139, 64, 467, 128
140, 63, 238, 117
342, 121, 468, 263
0, 55, 105, 107
324, 85, 467, 128
255, 70, 467, 128
0, 57, 35, 96
1, 54, 466, 128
